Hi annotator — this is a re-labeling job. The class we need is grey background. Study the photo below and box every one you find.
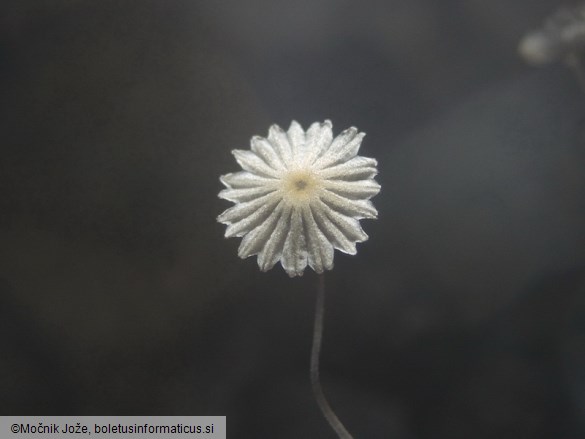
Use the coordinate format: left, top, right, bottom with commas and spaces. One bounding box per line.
1, 1, 585, 438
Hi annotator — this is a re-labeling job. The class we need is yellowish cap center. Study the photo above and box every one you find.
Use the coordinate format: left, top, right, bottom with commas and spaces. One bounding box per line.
281, 170, 320, 205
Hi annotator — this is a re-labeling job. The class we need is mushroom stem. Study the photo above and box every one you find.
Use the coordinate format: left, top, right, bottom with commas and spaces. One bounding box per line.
310, 273, 354, 438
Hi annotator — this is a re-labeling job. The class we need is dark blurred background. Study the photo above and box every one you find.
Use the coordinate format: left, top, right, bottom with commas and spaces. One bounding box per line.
2, 0, 585, 437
